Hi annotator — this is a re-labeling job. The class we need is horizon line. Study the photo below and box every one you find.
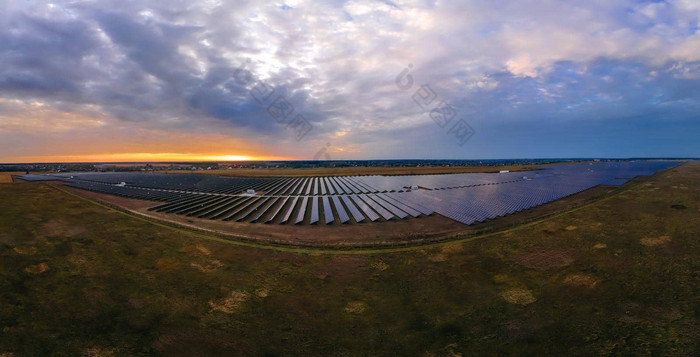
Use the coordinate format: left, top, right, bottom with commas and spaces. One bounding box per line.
1, 157, 697, 166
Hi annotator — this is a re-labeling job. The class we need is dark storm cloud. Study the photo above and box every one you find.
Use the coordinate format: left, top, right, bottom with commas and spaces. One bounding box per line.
0, 1, 323, 138
1, 0, 699, 159
0, 13, 97, 97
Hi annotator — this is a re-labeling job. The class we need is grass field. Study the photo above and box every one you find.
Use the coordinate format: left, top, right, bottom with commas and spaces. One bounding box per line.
162, 164, 547, 177
0, 163, 698, 355
0, 172, 22, 184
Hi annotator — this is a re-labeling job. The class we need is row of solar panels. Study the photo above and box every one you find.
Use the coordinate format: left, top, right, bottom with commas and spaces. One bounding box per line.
44, 172, 414, 195
60, 179, 430, 224
36, 170, 536, 195
62, 180, 198, 202
19, 161, 679, 225
394, 161, 679, 224
149, 191, 428, 224
45, 161, 675, 195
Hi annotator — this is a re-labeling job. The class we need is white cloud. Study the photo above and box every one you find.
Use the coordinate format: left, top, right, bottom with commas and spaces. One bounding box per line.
2, 0, 700, 158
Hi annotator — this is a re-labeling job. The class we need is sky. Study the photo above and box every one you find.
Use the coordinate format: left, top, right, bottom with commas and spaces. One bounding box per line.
1, 0, 699, 162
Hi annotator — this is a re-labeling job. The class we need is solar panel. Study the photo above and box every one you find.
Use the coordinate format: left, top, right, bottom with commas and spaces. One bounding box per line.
329, 177, 345, 194
304, 178, 313, 195
357, 194, 394, 220
266, 196, 289, 223
320, 177, 327, 195
208, 197, 254, 219
335, 177, 353, 194
165, 194, 225, 214
152, 194, 211, 212
332, 195, 351, 223
322, 196, 334, 224
196, 196, 247, 218
178, 195, 233, 216
377, 193, 421, 217
287, 178, 304, 196
267, 178, 294, 195
279, 196, 299, 224
35, 161, 680, 226
324, 177, 336, 194
222, 197, 263, 221
348, 195, 378, 222
250, 196, 280, 222
369, 194, 408, 219
310, 196, 319, 224
236, 197, 270, 222
295, 196, 309, 224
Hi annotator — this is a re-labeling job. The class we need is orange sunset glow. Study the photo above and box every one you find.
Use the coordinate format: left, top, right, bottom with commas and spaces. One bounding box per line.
2, 153, 296, 164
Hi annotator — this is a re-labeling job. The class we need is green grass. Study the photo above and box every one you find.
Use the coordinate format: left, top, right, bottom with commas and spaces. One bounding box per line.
0, 163, 699, 356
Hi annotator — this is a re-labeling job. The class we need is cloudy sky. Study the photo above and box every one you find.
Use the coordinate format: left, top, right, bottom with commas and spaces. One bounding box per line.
1, 0, 699, 162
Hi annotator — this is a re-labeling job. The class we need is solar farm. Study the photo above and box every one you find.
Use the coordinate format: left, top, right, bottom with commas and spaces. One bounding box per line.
19, 161, 678, 228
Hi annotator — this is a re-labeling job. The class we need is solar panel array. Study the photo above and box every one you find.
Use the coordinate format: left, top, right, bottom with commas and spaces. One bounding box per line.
18, 161, 678, 225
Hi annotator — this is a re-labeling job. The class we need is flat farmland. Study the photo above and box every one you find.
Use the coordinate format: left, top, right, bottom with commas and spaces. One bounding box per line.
0, 172, 23, 183
0, 162, 698, 355
163, 164, 546, 177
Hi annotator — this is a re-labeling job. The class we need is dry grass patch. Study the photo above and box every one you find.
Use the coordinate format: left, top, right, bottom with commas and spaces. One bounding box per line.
25, 262, 49, 274
424, 343, 463, 357
564, 225, 578, 231
128, 298, 146, 309
428, 253, 448, 262
254, 288, 269, 298
640, 235, 671, 247
441, 242, 464, 254
183, 244, 211, 257
563, 274, 598, 289
209, 290, 250, 314
344, 301, 367, 314
649, 307, 684, 322
155, 257, 179, 271
314, 255, 367, 280
0, 233, 15, 245
370, 260, 389, 271
442, 242, 464, 254
67, 254, 90, 271
84, 347, 117, 357
515, 249, 575, 271
190, 260, 224, 273
13, 246, 37, 255
37, 219, 86, 238
0, 172, 18, 184
500, 288, 536, 306
492, 274, 511, 284
593, 243, 607, 249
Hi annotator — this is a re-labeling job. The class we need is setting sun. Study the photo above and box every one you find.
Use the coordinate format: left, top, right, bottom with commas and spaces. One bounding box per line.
206, 155, 254, 161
